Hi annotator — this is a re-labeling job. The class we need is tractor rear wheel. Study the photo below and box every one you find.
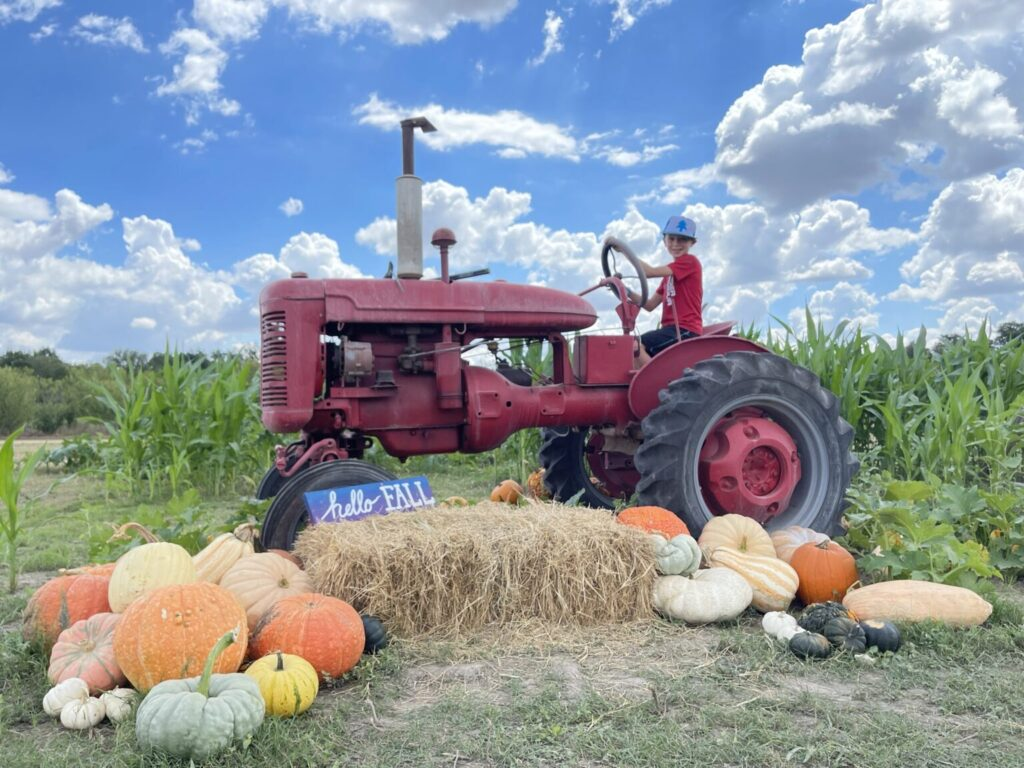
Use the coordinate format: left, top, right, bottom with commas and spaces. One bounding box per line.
634, 351, 858, 538
539, 428, 637, 508
259, 460, 397, 551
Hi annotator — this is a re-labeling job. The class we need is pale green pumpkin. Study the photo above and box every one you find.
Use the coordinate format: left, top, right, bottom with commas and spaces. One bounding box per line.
651, 533, 702, 576
135, 629, 264, 761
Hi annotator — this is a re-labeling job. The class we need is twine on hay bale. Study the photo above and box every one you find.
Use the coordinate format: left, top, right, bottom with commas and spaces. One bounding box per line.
293, 501, 657, 636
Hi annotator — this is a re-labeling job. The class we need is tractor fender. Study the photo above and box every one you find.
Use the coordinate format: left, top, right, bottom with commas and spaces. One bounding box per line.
627, 335, 769, 420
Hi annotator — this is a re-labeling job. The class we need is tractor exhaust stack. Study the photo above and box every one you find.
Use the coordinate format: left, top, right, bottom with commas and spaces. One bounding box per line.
396, 117, 436, 280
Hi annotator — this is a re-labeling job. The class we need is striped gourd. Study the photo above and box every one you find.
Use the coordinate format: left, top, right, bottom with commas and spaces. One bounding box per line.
707, 546, 799, 612
193, 523, 258, 583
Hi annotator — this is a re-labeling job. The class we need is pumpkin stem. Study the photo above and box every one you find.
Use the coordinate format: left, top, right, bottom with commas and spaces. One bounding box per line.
107, 521, 160, 544
196, 628, 238, 697
275, 651, 285, 672
232, 523, 258, 544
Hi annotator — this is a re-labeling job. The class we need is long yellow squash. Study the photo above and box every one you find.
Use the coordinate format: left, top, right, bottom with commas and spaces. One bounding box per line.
843, 580, 992, 626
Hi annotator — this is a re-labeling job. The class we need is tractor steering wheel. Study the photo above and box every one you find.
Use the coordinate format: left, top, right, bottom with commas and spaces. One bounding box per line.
601, 236, 649, 308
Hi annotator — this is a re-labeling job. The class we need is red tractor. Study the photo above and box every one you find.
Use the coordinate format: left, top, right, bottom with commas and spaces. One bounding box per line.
256, 119, 857, 550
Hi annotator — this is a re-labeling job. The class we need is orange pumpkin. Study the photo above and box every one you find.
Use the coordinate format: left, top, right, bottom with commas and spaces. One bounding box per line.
526, 469, 550, 500
490, 479, 524, 504
22, 574, 112, 649
616, 506, 690, 539
59, 563, 118, 577
790, 540, 859, 605
112, 582, 248, 691
48, 612, 126, 693
251, 593, 364, 680
219, 552, 312, 629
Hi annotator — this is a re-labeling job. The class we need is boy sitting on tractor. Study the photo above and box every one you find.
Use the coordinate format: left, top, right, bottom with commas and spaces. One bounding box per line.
624, 215, 703, 365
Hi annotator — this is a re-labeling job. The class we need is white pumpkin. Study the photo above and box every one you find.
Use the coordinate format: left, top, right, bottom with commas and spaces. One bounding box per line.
60, 696, 106, 729
99, 688, 137, 724
652, 568, 753, 624
108, 541, 197, 612
761, 611, 802, 642
707, 547, 799, 612
698, 514, 776, 559
42, 677, 89, 717
651, 533, 702, 576
770, 525, 830, 563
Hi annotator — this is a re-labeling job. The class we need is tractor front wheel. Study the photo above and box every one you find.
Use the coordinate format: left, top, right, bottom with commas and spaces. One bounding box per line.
538, 428, 637, 508
259, 460, 397, 550
634, 352, 857, 538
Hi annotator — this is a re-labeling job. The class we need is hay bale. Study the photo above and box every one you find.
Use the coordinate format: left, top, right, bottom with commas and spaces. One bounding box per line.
293, 501, 657, 636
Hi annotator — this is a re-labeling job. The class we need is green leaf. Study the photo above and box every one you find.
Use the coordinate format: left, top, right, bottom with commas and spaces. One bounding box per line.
883, 481, 934, 502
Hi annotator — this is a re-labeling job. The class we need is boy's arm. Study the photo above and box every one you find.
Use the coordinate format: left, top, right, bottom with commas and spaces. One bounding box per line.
626, 287, 663, 312
637, 259, 673, 278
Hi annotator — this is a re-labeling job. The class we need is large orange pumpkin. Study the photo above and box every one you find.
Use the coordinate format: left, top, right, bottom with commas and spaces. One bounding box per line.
616, 506, 690, 539
490, 479, 524, 504
251, 593, 364, 681
112, 582, 248, 691
790, 540, 859, 605
48, 612, 126, 693
22, 574, 112, 649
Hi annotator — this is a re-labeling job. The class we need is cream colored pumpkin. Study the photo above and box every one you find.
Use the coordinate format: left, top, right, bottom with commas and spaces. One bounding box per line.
100, 687, 137, 724
43, 677, 89, 717
108, 542, 197, 612
843, 580, 992, 627
707, 547, 799, 612
60, 696, 105, 729
192, 523, 258, 583
770, 525, 830, 563
219, 553, 312, 629
698, 514, 776, 559
652, 568, 753, 624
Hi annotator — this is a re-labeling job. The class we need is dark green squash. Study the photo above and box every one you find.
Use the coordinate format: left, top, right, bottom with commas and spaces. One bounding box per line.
823, 617, 867, 653
860, 620, 901, 652
798, 601, 852, 633
361, 615, 389, 654
789, 631, 832, 660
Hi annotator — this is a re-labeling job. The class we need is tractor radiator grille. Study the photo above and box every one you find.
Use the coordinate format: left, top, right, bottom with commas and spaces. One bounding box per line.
260, 311, 288, 407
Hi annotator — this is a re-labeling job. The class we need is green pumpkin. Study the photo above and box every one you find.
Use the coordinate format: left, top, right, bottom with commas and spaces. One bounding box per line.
798, 601, 852, 633
135, 630, 264, 761
361, 615, 389, 655
860, 620, 901, 653
823, 617, 867, 653
651, 534, 702, 576
789, 631, 832, 660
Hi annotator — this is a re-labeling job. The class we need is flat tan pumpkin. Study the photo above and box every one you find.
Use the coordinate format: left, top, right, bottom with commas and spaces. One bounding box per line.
48, 612, 126, 693
698, 514, 776, 559
770, 525, 830, 563
843, 580, 992, 627
193, 523, 258, 583
219, 553, 312, 629
707, 546, 799, 612
108, 542, 197, 612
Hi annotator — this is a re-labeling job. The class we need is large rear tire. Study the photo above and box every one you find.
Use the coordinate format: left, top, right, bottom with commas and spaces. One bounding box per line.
260, 460, 397, 550
634, 352, 858, 538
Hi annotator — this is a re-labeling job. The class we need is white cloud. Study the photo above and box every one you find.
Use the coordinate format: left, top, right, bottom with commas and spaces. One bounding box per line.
0, 162, 14, 184
279, 197, 303, 217
156, 28, 241, 124
130, 317, 157, 330
609, 0, 671, 40
29, 21, 54, 39
889, 168, 1024, 331
529, 10, 564, 67
0, 0, 59, 25
277, 232, 366, 279
353, 93, 580, 161
787, 282, 880, 334
72, 14, 147, 52
193, 0, 269, 42
713, 0, 1024, 209
593, 142, 678, 168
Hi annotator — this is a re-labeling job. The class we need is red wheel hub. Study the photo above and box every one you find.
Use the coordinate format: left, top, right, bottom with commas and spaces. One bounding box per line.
698, 411, 801, 524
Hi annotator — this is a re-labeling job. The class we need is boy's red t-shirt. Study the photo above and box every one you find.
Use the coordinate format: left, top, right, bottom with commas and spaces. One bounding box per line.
655, 254, 703, 335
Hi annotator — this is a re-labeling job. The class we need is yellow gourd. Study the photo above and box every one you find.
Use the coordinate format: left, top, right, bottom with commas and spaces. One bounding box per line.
244, 652, 319, 717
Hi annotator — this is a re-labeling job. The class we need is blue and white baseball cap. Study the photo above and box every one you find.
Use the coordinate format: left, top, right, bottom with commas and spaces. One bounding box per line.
662, 215, 697, 239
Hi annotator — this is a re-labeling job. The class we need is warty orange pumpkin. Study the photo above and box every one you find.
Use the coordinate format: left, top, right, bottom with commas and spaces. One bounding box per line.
112, 581, 248, 691
616, 506, 690, 538
250, 593, 364, 681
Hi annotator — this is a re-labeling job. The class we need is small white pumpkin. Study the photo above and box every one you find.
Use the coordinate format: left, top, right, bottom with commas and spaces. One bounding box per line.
43, 677, 90, 717
651, 533, 702, 576
60, 696, 106, 729
761, 611, 802, 642
652, 568, 753, 624
99, 687, 137, 724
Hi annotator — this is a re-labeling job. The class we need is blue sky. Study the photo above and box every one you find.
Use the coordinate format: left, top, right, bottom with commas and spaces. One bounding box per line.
1, 0, 1022, 359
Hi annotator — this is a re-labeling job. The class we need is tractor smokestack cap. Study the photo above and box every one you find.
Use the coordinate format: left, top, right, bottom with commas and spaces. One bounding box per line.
431, 228, 457, 248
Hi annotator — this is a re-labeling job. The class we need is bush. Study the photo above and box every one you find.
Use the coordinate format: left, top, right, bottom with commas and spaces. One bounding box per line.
0, 368, 37, 434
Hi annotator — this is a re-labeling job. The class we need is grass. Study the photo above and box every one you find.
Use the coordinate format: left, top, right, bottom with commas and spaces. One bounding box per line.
3, 457, 1024, 767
